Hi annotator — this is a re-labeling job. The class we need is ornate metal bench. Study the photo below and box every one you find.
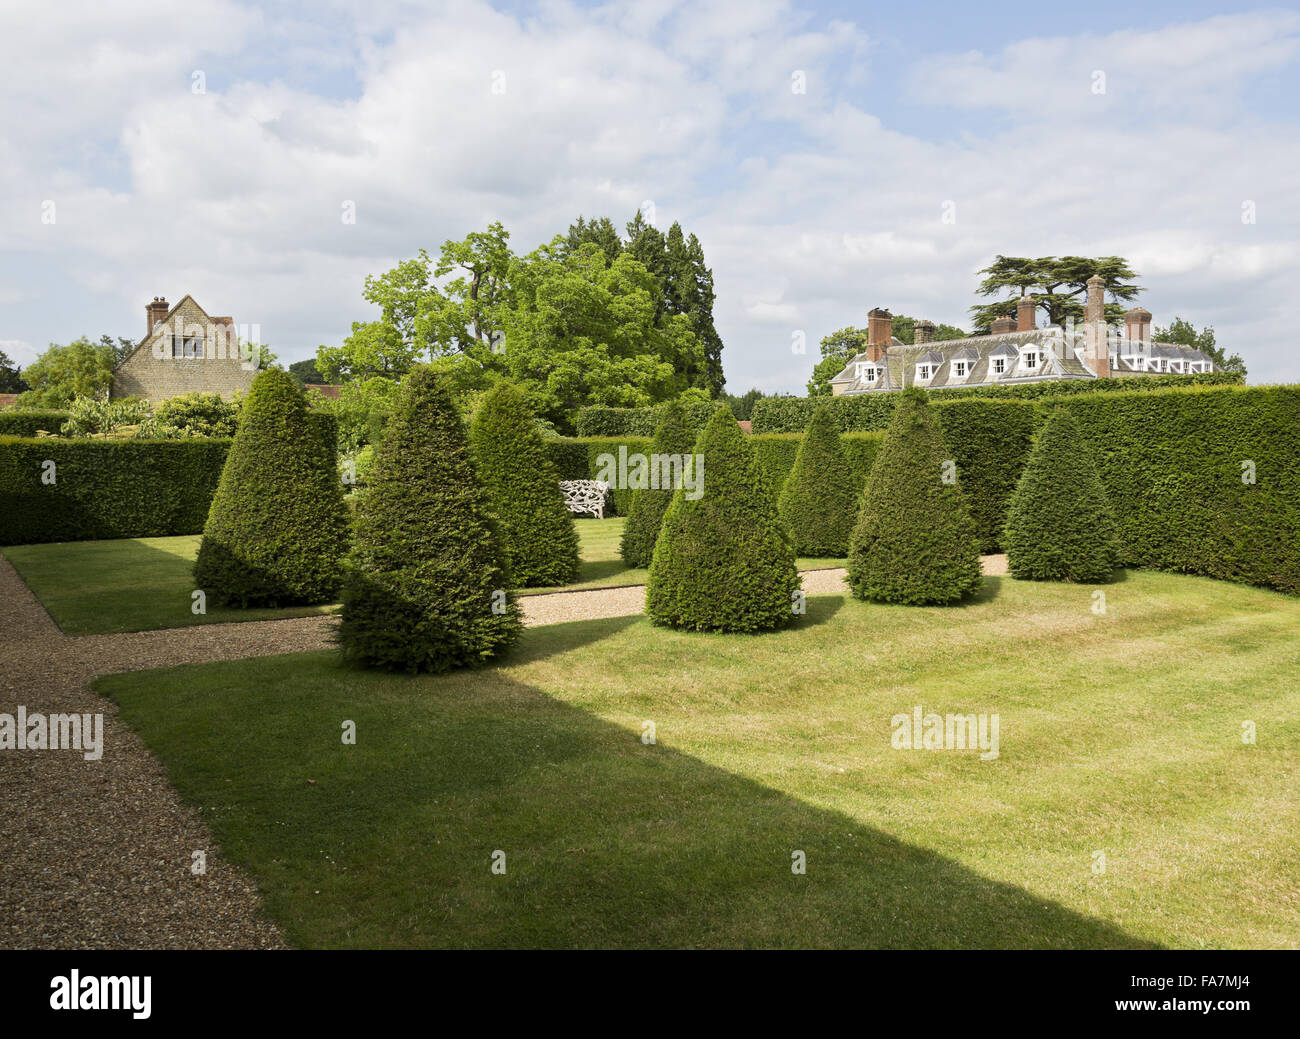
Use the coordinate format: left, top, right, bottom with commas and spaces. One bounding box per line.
560, 480, 610, 519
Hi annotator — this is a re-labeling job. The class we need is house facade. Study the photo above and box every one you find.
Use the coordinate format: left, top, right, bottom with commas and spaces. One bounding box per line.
831, 276, 1216, 396
111, 295, 257, 402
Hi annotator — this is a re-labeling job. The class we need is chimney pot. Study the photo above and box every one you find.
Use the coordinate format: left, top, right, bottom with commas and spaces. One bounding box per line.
866, 307, 892, 362
1123, 306, 1151, 344
1016, 295, 1036, 332
146, 296, 170, 336
914, 320, 936, 345
990, 315, 1017, 335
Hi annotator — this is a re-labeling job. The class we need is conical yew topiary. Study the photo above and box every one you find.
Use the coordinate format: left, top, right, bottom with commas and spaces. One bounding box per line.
646, 405, 800, 633
338, 367, 521, 672
619, 400, 697, 567
193, 367, 348, 607
778, 404, 858, 557
469, 383, 579, 587
1003, 407, 1119, 582
847, 387, 983, 605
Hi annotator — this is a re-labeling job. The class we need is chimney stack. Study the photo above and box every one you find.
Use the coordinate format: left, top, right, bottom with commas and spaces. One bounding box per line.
146, 297, 169, 336
914, 320, 936, 345
1016, 295, 1036, 332
866, 308, 892, 362
1123, 306, 1151, 343
990, 315, 1016, 335
1084, 274, 1110, 378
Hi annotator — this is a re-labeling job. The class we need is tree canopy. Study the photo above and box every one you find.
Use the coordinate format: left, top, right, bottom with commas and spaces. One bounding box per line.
970, 255, 1143, 331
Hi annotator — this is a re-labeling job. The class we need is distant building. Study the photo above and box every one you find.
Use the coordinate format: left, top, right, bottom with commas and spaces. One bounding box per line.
830, 277, 1216, 395
111, 295, 257, 402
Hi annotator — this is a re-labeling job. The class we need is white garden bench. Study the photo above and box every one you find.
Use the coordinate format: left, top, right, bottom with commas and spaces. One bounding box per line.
560, 480, 610, 519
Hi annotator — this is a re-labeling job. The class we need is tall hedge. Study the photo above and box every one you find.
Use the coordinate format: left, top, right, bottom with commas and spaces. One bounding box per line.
0, 436, 229, 545
1003, 408, 1119, 582
619, 401, 698, 568
0, 410, 71, 437
778, 405, 858, 557
469, 384, 579, 587
338, 367, 521, 672
847, 388, 983, 605
1059, 386, 1300, 595
575, 402, 717, 438
194, 369, 348, 607
751, 371, 1243, 433
646, 406, 800, 633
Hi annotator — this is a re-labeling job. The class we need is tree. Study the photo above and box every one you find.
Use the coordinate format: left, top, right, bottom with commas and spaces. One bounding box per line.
1155, 317, 1246, 378
564, 215, 622, 266
646, 405, 800, 632
17, 337, 116, 407
846, 387, 983, 604
0, 350, 23, 393
288, 358, 327, 385
97, 334, 136, 365
316, 320, 419, 381
1003, 408, 1118, 582
620, 400, 697, 567
779, 405, 858, 557
721, 387, 766, 421
970, 255, 1144, 331
664, 222, 726, 396
338, 366, 521, 672
469, 383, 579, 587
193, 368, 348, 607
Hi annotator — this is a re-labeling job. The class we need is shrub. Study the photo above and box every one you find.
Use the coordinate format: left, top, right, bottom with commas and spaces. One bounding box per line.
0, 437, 229, 546
338, 367, 521, 672
60, 396, 152, 437
137, 392, 239, 439
0, 410, 71, 437
847, 388, 983, 604
778, 405, 858, 557
646, 405, 800, 632
619, 401, 698, 567
469, 384, 580, 587
193, 368, 349, 607
1059, 385, 1300, 595
576, 401, 717, 437
1003, 408, 1118, 582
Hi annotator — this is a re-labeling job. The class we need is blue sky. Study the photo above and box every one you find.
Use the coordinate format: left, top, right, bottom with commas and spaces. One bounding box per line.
3, 0, 1298, 389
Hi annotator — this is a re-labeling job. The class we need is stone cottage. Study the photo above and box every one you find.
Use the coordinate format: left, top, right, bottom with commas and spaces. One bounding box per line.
830, 276, 1216, 395
111, 295, 257, 402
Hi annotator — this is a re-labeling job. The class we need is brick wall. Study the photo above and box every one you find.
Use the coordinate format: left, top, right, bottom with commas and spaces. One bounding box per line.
111, 297, 257, 402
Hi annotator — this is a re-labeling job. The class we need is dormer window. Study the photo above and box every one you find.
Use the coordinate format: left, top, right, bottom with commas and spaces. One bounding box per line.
917, 364, 932, 381
1022, 350, 1039, 370
953, 360, 968, 378
855, 363, 879, 381
992, 357, 1006, 375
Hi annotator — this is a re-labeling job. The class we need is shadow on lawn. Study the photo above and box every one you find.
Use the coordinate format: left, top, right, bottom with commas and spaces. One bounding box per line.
103, 623, 1161, 950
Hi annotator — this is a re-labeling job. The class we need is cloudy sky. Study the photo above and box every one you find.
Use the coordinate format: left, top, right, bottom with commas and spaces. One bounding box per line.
2, 0, 1298, 390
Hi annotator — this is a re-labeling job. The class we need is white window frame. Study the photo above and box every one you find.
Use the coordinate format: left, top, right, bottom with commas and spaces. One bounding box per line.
1021, 350, 1038, 370
992, 356, 1006, 375
954, 360, 967, 378
917, 364, 931, 381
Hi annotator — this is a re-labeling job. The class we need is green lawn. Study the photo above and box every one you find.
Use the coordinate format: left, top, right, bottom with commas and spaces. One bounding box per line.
3, 518, 845, 633
98, 571, 1300, 949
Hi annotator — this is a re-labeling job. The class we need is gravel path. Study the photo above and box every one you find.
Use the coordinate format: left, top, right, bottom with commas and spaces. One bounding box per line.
0, 552, 1008, 949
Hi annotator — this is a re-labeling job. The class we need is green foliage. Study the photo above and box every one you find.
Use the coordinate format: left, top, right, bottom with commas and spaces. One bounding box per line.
575, 401, 717, 437
59, 396, 152, 437
544, 436, 653, 515
339, 366, 521, 672
1060, 386, 1300, 595
1003, 409, 1118, 582
753, 372, 1245, 434
0, 437, 229, 545
136, 392, 240, 439
646, 406, 800, 632
17, 337, 116, 407
0, 409, 71, 437
778, 405, 858, 557
847, 388, 983, 605
970, 255, 1142, 330
288, 358, 327, 385
620, 401, 698, 567
194, 369, 348, 607
308, 376, 403, 453
316, 320, 417, 382
469, 383, 580, 587
0, 349, 24, 393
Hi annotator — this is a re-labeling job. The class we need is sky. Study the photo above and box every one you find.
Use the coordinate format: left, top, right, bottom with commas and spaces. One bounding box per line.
2, 0, 1298, 391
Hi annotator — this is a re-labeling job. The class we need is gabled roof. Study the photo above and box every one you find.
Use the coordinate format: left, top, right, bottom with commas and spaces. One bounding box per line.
115, 294, 233, 371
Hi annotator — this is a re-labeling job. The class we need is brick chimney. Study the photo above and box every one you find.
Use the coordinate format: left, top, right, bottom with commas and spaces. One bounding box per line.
914, 319, 936, 345
146, 297, 170, 335
990, 315, 1016, 334
866, 307, 892, 362
1084, 274, 1110, 378
1123, 306, 1151, 343
1016, 295, 1036, 332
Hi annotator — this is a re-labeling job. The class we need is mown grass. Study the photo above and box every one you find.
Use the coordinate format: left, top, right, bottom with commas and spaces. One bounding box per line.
98, 571, 1300, 949
3, 519, 844, 633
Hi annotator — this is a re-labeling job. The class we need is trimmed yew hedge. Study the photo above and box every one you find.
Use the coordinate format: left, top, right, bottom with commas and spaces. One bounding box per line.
751, 372, 1244, 433
0, 436, 231, 545
575, 402, 718, 438
778, 406, 859, 557
0, 410, 71, 437
1059, 386, 1300, 594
